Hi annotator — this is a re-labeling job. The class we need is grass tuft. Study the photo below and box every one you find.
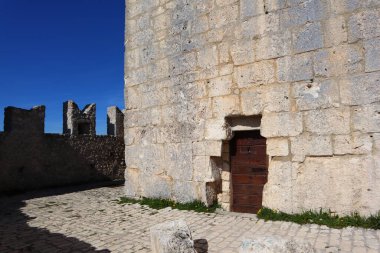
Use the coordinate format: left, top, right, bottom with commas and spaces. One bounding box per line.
117, 197, 219, 213
257, 207, 380, 229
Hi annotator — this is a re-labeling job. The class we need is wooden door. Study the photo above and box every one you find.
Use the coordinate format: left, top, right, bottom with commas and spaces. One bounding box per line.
230, 131, 268, 213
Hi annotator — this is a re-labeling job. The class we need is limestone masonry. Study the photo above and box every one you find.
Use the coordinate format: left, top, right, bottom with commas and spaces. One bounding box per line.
0, 102, 125, 193
124, 0, 380, 216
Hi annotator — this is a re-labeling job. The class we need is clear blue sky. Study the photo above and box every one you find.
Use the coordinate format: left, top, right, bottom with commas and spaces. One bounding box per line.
0, 0, 125, 134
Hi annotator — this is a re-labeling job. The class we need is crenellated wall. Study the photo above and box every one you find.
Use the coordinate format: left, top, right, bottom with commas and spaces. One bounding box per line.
124, 0, 380, 215
0, 103, 125, 193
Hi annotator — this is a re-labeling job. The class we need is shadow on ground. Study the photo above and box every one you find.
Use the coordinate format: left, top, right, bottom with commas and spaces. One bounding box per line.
0, 181, 122, 253
194, 239, 209, 253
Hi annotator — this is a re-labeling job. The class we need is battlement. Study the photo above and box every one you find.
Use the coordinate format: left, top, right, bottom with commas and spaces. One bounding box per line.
3, 101, 124, 137
4, 106, 45, 135
0, 101, 126, 193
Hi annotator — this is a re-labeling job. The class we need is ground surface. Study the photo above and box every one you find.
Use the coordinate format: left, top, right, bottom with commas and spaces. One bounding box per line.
0, 185, 379, 253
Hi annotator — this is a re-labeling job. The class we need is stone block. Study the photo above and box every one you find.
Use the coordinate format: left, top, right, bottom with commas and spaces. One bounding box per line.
197, 46, 218, 69
292, 80, 340, 111
212, 95, 240, 118
304, 108, 350, 135
323, 16, 347, 47
209, 4, 238, 28
292, 156, 376, 215
292, 22, 323, 53
263, 0, 287, 12
329, 0, 361, 14
193, 156, 212, 182
165, 143, 193, 181
192, 142, 206, 156
205, 118, 228, 140
150, 220, 195, 253
313, 45, 363, 78
340, 72, 380, 106
234, 60, 276, 88
205, 140, 223, 156
364, 37, 380, 72
256, 31, 292, 60
261, 112, 303, 137
290, 133, 333, 162
348, 10, 380, 42
280, 0, 326, 29
207, 75, 233, 97
240, 87, 264, 115
333, 133, 373, 155
239, 236, 315, 253
230, 40, 255, 65
240, 0, 265, 19
238, 14, 279, 40
277, 53, 313, 82
352, 103, 380, 132
221, 171, 230, 181
263, 161, 295, 212
173, 181, 197, 203
141, 175, 172, 200
267, 138, 289, 157
262, 84, 291, 113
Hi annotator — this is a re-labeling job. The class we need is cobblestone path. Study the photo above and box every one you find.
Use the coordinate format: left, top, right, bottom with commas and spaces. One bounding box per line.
0, 185, 379, 253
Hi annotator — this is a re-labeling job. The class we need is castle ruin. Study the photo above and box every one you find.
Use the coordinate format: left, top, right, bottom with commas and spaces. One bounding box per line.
0, 101, 125, 193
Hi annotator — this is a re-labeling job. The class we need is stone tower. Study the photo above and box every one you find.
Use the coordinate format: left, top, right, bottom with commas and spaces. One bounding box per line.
124, 0, 380, 216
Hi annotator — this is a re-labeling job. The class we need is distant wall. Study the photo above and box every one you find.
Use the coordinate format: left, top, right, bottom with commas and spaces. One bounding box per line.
0, 132, 125, 193
0, 104, 125, 194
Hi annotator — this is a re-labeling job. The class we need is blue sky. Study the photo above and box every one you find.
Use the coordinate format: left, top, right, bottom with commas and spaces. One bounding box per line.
0, 0, 125, 134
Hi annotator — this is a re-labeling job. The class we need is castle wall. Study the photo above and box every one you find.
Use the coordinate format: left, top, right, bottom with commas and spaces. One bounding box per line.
0, 133, 125, 193
0, 105, 125, 194
124, 0, 380, 215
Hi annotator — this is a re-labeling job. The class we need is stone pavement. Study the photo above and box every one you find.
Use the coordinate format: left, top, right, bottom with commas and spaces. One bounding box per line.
0, 185, 379, 253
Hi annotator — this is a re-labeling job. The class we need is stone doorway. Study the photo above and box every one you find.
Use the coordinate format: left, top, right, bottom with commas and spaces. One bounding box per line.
230, 131, 268, 213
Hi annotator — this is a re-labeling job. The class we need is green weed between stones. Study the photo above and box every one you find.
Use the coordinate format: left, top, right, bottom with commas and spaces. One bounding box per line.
257, 207, 380, 229
117, 197, 219, 213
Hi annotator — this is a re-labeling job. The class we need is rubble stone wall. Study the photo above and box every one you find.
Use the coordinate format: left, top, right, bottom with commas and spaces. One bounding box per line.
0, 133, 125, 193
124, 0, 380, 215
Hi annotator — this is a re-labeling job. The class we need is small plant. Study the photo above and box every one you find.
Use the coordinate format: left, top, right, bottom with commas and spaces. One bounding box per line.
117, 197, 220, 213
257, 207, 380, 229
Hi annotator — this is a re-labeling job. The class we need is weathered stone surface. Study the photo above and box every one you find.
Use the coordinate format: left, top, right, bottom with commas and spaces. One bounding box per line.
352, 103, 380, 132
277, 54, 313, 82
304, 108, 350, 135
261, 113, 303, 137
293, 156, 376, 216
348, 9, 380, 42
323, 16, 347, 47
364, 37, 380, 72
240, 0, 264, 19
333, 133, 372, 155
234, 61, 276, 88
340, 72, 380, 106
263, 161, 295, 213
267, 138, 289, 157
291, 133, 333, 162
293, 22, 323, 53
150, 220, 195, 253
124, 0, 380, 216
293, 80, 340, 111
239, 236, 315, 253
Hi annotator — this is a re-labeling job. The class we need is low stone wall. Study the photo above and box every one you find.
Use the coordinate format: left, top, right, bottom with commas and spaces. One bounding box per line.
0, 132, 125, 193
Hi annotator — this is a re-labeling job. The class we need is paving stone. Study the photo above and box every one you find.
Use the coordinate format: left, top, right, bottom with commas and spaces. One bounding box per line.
0, 185, 377, 253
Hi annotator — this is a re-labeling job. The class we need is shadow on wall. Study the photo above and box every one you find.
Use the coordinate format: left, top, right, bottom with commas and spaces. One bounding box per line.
0, 102, 125, 194
0, 183, 116, 252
